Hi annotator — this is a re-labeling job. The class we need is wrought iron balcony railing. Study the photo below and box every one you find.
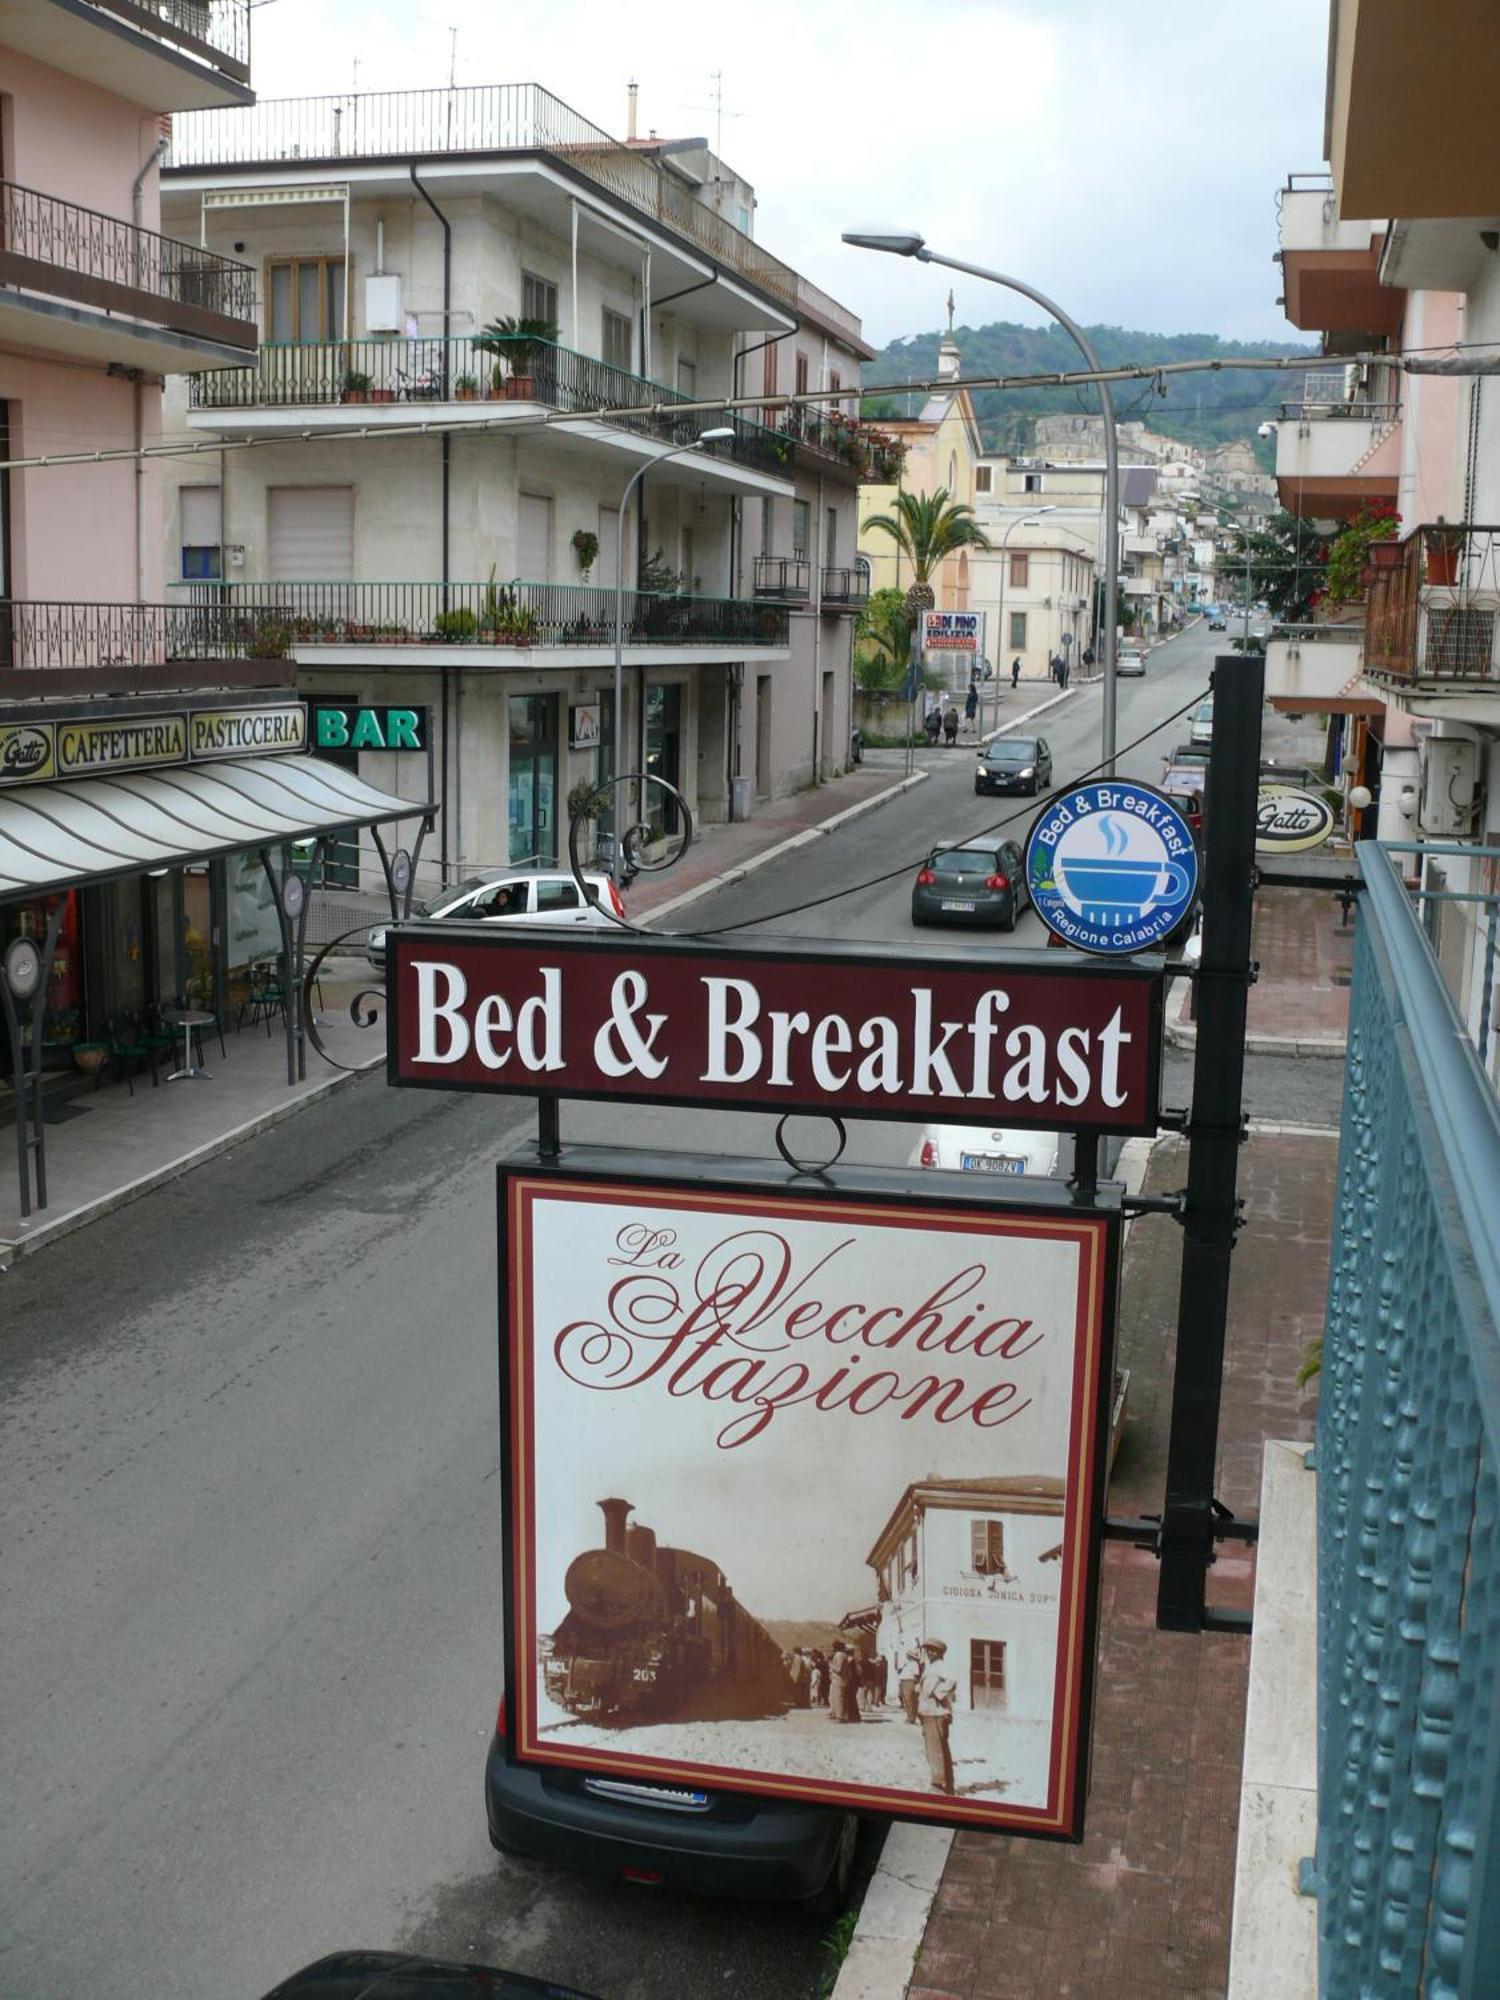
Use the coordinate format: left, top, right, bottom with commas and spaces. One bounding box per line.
1364, 524, 1500, 683
176, 579, 792, 649
821, 566, 870, 609
766, 404, 906, 482
188, 334, 788, 476
752, 556, 811, 604
0, 599, 297, 696
166, 84, 797, 309
81, 0, 250, 80
0, 179, 256, 345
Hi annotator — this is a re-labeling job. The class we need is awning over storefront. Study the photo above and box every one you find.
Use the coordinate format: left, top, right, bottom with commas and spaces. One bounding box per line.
0, 754, 430, 899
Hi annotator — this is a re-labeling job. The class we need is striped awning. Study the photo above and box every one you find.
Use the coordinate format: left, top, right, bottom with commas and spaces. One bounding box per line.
0, 755, 429, 900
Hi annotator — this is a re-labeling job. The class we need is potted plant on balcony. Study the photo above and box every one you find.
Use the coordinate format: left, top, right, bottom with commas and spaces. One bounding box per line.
476, 316, 560, 401
1424, 518, 1465, 586
454, 372, 479, 402
572, 528, 600, 581
341, 369, 373, 405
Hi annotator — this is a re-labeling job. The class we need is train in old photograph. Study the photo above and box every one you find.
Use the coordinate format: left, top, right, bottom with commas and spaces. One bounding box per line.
544, 1496, 791, 1723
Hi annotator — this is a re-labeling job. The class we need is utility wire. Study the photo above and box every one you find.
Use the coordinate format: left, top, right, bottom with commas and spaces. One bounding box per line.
664, 682, 1213, 940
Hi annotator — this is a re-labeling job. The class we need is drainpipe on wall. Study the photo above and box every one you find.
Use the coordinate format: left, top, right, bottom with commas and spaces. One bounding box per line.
410, 162, 454, 874
130, 134, 168, 601
811, 471, 824, 783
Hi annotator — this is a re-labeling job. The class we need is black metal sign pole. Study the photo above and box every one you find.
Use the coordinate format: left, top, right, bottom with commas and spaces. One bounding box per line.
1156, 650, 1264, 1633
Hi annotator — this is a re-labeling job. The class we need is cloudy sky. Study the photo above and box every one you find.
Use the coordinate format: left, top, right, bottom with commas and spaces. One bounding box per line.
248, 0, 1327, 349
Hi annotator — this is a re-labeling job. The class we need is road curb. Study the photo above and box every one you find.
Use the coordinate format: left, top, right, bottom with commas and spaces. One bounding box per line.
642, 770, 930, 926
0, 1058, 379, 1269
1163, 966, 1347, 1059
978, 685, 1076, 745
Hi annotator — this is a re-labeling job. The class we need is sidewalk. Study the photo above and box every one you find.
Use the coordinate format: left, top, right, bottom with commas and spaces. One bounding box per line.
1168, 884, 1354, 1056
897, 1126, 1333, 2000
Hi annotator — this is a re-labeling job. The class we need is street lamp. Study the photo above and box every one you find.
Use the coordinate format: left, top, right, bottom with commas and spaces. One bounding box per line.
610, 427, 735, 886
992, 508, 1055, 733
842, 228, 1121, 772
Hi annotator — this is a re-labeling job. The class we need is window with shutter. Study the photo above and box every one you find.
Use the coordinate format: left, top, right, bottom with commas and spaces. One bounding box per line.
267, 487, 353, 580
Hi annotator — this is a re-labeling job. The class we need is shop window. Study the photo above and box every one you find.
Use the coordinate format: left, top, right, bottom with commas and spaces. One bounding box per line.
508, 693, 558, 865
970, 1639, 1006, 1709
970, 1520, 1006, 1574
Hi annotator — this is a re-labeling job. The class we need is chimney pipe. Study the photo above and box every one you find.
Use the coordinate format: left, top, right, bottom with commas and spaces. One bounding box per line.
598, 1497, 632, 1554
627, 81, 638, 141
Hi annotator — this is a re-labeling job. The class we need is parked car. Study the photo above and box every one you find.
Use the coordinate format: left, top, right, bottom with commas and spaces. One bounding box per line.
258, 1952, 602, 1999
1160, 766, 1206, 839
910, 1125, 1060, 1176
485, 1696, 857, 1909
911, 838, 1028, 930
1190, 697, 1215, 746
974, 734, 1053, 796
1116, 649, 1147, 677
367, 869, 625, 971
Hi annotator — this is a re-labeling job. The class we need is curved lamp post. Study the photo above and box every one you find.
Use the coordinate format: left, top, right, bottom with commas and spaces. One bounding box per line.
611, 427, 735, 885
842, 229, 1120, 772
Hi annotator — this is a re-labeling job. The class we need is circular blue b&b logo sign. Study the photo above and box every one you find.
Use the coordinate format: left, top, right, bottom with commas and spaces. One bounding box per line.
1025, 780, 1200, 954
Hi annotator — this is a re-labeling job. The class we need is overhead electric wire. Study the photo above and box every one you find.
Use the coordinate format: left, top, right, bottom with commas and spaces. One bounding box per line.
665, 682, 1213, 941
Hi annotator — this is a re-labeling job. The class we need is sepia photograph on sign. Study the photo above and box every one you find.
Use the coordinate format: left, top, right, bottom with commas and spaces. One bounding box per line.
500, 1164, 1118, 1836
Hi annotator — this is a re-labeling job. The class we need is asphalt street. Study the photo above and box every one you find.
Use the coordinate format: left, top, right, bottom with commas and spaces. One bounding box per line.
0, 619, 1342, 2000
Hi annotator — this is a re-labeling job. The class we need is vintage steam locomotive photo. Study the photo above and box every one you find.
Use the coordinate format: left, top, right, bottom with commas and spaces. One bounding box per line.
543, 1496, 791, 1723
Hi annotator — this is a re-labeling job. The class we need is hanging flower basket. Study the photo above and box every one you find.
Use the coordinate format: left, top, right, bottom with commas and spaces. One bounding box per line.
1367, 540, 1404, 571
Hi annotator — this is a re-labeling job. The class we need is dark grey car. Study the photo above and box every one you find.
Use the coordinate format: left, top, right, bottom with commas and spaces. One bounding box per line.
975, 735, 1052, 796
911, 839, 1028, 930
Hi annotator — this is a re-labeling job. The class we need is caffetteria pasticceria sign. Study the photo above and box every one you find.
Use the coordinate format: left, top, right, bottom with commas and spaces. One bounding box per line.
0, 704, 307, 788
388, 930, 1164, 1134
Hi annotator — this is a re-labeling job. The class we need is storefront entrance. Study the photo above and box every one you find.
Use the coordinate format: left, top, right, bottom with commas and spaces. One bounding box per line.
645, 684, 681, 840
509, 694, 559, 865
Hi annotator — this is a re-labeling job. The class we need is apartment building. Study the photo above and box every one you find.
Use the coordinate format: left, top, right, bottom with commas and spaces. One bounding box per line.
156, 87, 883, 890
1265, 0, 1500, 1070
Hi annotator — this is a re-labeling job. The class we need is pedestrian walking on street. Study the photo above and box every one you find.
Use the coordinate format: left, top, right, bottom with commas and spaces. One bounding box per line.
963, 684, 979, 735
917, 1638, 958, 1794
1082, 646, 1095, 673
1059, 650, 1071, 690
1011, 655, 1022, 689
923, 705, 942, 747
1049, 652, 1064, 688
898, 1642, 922, 1724
943, 703, 960, 746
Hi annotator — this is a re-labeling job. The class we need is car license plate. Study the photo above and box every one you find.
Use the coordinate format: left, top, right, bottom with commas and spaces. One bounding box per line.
584, 1777, 712, 1812
941, 899, 976, 912
961, 1153, 1026, 1173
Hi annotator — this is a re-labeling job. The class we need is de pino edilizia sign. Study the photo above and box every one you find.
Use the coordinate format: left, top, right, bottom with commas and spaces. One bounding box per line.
388, 930, 1163, 1132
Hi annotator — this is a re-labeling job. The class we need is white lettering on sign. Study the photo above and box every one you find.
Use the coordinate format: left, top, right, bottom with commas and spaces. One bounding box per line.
412, 960, 563, 1072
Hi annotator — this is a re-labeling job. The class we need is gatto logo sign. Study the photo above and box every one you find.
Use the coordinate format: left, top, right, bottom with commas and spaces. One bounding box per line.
0, 724, 55, 785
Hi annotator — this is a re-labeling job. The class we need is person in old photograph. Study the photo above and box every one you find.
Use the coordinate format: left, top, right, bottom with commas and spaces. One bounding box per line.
789, 1648, 811, 1708
870, 1650, 890, 1709
917, 1638, 958, 1794
809, 1648, 829, 1706
898, 1641, 923, 1723
828, 1642, 861, 1723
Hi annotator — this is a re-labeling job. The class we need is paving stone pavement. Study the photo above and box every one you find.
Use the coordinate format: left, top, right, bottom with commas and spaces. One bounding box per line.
906, 1129, 1335, 2000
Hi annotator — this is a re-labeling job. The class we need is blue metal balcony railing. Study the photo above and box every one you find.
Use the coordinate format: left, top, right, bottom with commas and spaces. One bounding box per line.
1316, 840, 1500, 1997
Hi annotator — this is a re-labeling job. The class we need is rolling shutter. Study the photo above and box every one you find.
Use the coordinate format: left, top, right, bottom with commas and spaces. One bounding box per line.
267, 487, 354, 580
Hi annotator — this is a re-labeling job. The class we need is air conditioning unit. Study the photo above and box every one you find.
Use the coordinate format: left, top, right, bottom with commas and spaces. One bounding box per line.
1417, 735, 1480, 838
1418, 588, 1500, 679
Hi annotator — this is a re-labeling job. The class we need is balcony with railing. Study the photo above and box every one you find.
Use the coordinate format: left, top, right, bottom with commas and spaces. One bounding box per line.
165, 84, 800, 312
0, 600, 297, 699
186, 333, 791, 484
0, 179, 256, 367
1263, 621, 1368, 710
752, 557, 811, 605
174, 580, 792, 654
1274, 375, 1401, 517
7, 0, 251, 108
1276, 174, 1396, 336
820, 566, 870, 612
1362, 524, 1500, 713
765, 404, 906, 484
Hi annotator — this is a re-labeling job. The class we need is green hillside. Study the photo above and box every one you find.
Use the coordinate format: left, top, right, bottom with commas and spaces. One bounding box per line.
862, 321, 1316, 467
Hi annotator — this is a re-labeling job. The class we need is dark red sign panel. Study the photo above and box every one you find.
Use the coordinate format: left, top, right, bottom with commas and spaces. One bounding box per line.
389, 928, 1162, 1133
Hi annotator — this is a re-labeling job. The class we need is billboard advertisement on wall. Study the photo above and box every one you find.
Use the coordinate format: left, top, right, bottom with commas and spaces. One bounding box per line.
498, 1159, 1118, 1836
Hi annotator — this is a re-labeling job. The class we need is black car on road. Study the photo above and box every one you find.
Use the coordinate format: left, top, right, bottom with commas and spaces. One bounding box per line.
911, 839, 1029, 930
974, 735, 1052, 796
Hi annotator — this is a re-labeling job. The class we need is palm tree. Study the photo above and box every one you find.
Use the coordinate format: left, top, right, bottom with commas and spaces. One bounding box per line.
861, 487, 992, 625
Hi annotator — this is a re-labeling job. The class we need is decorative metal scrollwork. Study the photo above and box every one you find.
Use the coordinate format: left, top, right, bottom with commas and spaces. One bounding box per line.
565, 772, 694, 924
303, 923, 391, 1072
774, 1113, 849, 1178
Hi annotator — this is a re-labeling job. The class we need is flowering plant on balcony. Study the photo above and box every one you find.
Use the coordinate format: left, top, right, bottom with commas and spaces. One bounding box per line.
1324, 499, 1399, 606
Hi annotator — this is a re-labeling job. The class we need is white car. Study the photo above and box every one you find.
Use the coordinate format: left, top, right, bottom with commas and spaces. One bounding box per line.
1190, 697, 1215, 746
368, 868, 625, 970
1116, 649, 1146, 677
910, 1126, 1060, 1177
